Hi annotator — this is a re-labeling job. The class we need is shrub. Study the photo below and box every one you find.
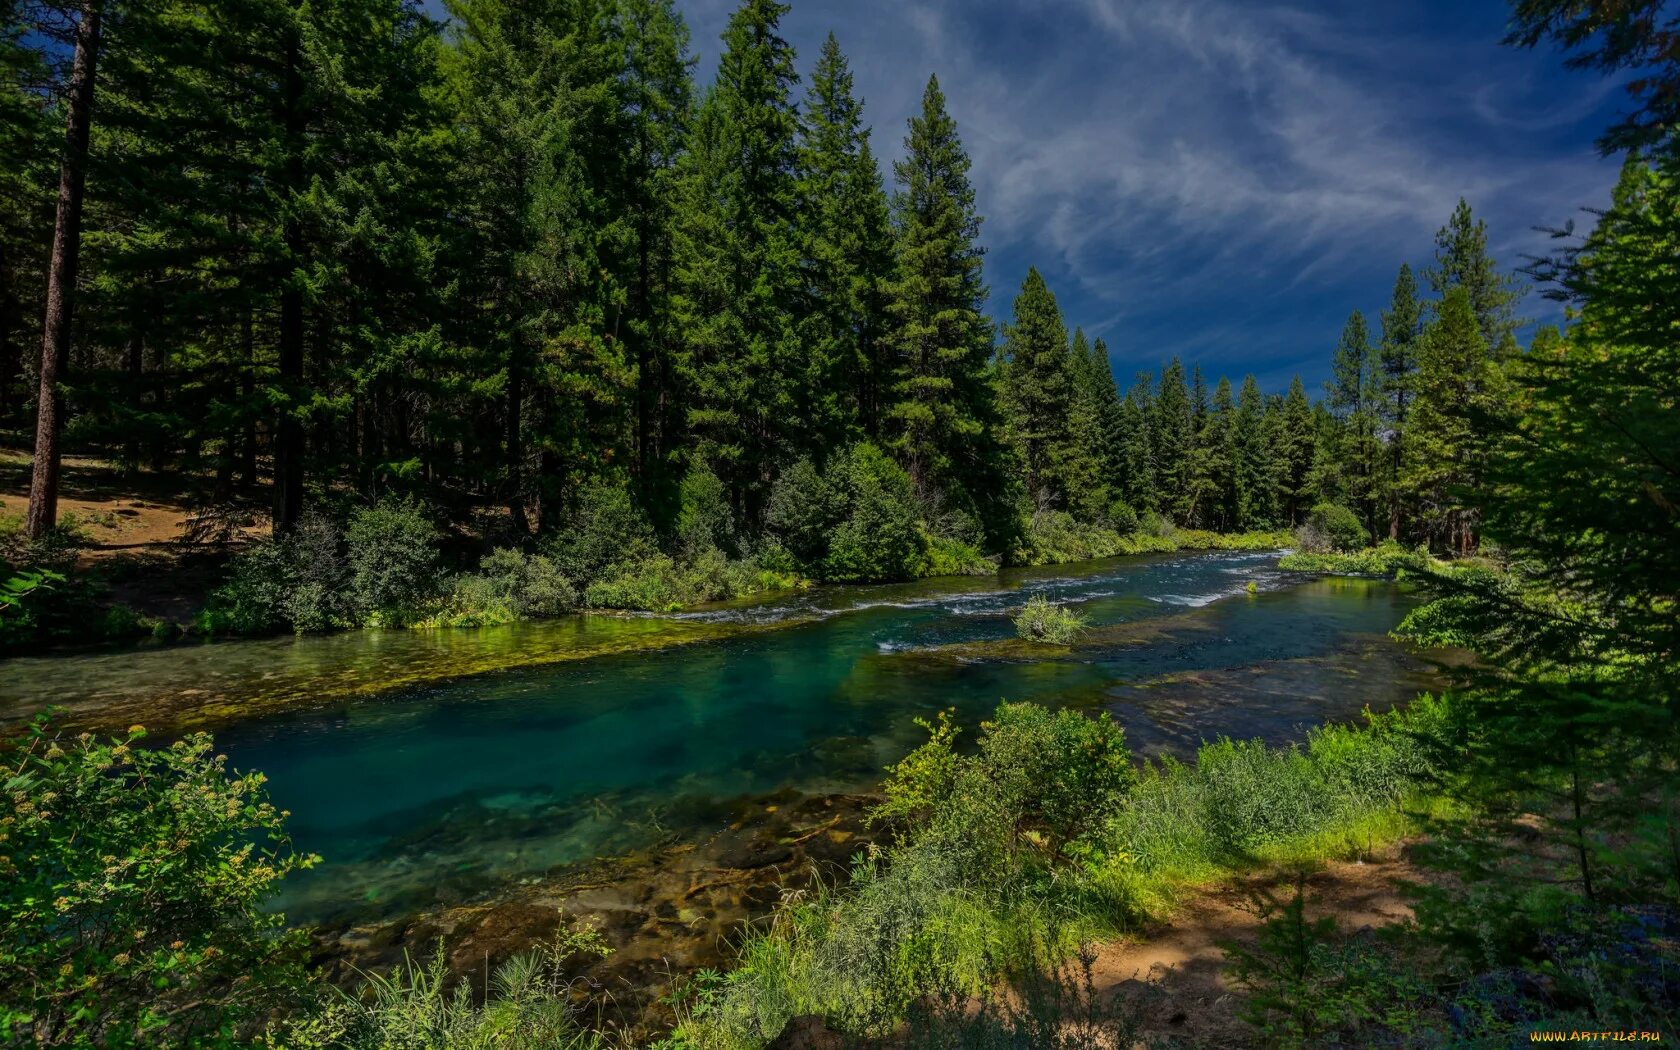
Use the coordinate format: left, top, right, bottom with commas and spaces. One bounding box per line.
1104, 498, 1140, 535
676, 464, 737, 557
1298, 502, 1368, 553
346, 500, 441, 625
821, 444, 926, 583
0, 715, 317, 1047
1278, 541, 1429, 576
281, 510, 354, 631
434, 548, 576, 627
766, 457, 842, 565
920, 533, 993, 577
976, 703, 1135, 855
205, 509, 352, 634
1014, 594, 1089, 644
544, 482, 659, 585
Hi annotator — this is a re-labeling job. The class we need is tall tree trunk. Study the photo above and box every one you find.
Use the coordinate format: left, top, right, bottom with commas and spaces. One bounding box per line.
505, 347, 530, 533
241, 303, 257, 487
123, 326, 142, 478
25, 0, 102, 541
273, 16, 305, 534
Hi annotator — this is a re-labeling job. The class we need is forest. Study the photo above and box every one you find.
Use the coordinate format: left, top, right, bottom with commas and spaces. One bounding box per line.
1, 0, 1677, 1047
1, 0, 1535, 644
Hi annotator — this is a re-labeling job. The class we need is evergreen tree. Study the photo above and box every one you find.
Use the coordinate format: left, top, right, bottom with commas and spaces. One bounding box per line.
1235, 375, 1275, 528
796, 32, 892, 451
881, 74, 996, 514
1378, 262, 1423, 540
1428, 198, 1523, 353
1326, 309, 1381, 532
998, 269, 1103, 517
1152, 358, 1194, 524
1114, 372, 1156, 514
671, 0, 803, 523
1277, 375, 1315, 524
614, 0, 693, 501
1407, 285, 1487, 553
1202, 376, 1238, 530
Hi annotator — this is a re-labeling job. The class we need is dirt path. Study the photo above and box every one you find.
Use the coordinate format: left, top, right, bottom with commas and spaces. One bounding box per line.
1093, 847, 1422, 1047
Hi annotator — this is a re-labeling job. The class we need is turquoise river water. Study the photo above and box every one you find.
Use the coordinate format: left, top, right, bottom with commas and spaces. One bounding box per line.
0, 550, 1442, 925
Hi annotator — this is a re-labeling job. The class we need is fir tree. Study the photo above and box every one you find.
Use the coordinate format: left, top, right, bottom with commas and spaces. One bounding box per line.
1407, 286, 1487, 553
1152, 358, 1195, 524
1378, 262, 1423, 540
1428, 198, 1523, 353
671, 0, 803, 523
1326, 309, 1381, 533
796, 32, 892, 451
1235, 375, 1275, 528
881, 74, 995, 512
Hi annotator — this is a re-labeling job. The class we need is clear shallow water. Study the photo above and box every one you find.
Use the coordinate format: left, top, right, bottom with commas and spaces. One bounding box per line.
0, 551, 1441, 924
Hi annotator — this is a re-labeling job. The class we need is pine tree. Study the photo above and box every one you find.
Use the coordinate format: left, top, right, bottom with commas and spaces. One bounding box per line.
1378, 262, 1422, 540
881, 74, 995, 509
1428, 198, 1523, 353
1235, 374, 1275, 528
796, 32, 892, 451
1085, 336, 1125, 486
1152, 358, 1194, 524
1202, 376, 1238, 530
1326, 309, 1381, 533
1277, 375, 1315, 524
1115, 372, 1156, 514
1407, 285, 1487, 553
614, 0, 693, 502
998, 269, 1103, 516
671, 0, 803, 523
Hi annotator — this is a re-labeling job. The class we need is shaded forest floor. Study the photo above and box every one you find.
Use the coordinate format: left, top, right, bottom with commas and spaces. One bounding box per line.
0, 447, 267, 621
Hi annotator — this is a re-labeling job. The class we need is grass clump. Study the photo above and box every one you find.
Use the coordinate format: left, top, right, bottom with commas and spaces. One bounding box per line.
1013, 594, 1089, 644
673, 696, 1462, 1048
1278, 540, 1432, 577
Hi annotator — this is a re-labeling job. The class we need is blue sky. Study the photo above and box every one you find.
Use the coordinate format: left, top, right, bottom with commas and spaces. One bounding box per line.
426, 0, 1625, 393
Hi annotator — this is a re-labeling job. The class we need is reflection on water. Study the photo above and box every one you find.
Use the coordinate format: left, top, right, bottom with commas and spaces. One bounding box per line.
0, 551, 1446, 925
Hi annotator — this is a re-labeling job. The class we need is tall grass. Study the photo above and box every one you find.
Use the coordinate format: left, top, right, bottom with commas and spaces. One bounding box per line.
669, 695, 1464, 1048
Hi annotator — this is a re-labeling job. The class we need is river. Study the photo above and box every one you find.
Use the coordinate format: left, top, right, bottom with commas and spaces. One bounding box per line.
0, 549, 1443, 932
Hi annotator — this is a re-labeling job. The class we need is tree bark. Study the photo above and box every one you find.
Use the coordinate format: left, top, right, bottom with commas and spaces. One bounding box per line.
272, 14, 305, 533
26, 1, 102, 541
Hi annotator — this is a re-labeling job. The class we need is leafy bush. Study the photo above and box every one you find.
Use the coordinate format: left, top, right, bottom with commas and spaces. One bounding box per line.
1298, 502, 1368, 553
1014, 594, 1089, 644
204, 509, 352, 634
1278, 541, 1430, 576
433, 548, 576, 627
766, 457, 841, 566
544, 482, 660, 585
676, 464, 737, 557
1104, 499, 1140, 535
821, 444, 927, 583
583, 547, 801, 612
345, 500, 441, 625
0, 715, 317, 1047
919, 533, 994, 577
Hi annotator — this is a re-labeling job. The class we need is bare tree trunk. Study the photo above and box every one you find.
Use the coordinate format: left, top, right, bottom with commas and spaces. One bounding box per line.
272, 15, 305, 534
25, 0, 101, 541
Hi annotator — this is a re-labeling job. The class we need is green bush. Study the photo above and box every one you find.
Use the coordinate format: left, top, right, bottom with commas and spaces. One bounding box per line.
766, 457, 841, 566
433, 548, 576, 627
1278, 541, 1429, 576
676, 464, 737, 557
544, 482, 660, 585
1299, 502, 1368, 553
1104, 499, 1140, 535
0, 715, 317, 1047
821, 444, 927, 583
1013, 594, 1089, 644
204, 509, 352, 634
346, 500, 441, 625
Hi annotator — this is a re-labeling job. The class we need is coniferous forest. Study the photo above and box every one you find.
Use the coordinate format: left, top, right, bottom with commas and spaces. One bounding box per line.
1, 0, 1542, 639
1, 0, 1677, 1047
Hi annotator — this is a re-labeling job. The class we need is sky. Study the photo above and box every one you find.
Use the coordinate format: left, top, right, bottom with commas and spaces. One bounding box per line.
424, 0, 1626, 393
